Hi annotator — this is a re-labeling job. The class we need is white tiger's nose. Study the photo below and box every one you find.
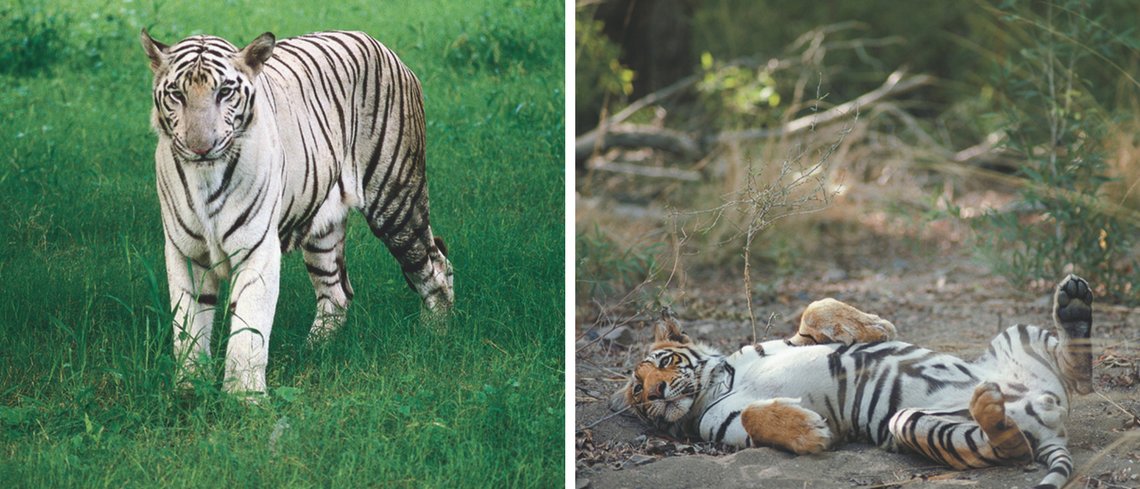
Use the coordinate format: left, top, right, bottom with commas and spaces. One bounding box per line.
190, 145, 211, 156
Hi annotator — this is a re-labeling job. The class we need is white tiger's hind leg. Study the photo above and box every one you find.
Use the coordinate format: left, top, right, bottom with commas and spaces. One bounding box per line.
303, 201, 354, 343
368, 200, 454, 314
165, 243, 220, 386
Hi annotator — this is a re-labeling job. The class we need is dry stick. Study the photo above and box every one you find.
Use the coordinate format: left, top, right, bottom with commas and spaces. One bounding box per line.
1095, 391, 1140, 426
577, 30, 913, 162
576, 71, 929, 163
580, 405, 631, 431
592, 161, 703, 182
576, 73, 701, 163
712, 70, 932, 144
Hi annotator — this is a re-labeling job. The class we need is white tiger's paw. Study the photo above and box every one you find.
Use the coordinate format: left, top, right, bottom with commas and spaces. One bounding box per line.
306, 313, 346, 346
742, 399, 833, 455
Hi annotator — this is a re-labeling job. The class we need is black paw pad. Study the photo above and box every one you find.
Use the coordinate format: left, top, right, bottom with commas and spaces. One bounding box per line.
1055, 275, 1092, 330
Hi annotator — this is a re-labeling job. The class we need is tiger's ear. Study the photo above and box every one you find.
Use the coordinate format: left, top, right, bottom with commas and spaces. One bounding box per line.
653, 307, 691, 344
140, 28, 169, 73
237, 32, 276, 77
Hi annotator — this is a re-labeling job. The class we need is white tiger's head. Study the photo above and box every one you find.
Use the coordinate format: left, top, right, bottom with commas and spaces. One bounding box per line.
140, 29, 275, 163
611, 311, 716, 425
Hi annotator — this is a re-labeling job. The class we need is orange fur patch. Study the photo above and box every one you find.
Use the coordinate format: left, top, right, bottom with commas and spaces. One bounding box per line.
791, 298, 897, 346
741, 402, 830, 454
970, 383, 1031, 462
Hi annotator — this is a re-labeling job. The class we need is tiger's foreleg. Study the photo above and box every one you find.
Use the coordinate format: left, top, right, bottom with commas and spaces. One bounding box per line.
888, 382, 1032, 470
788, 298, 897, 346
704, 398, 833, 454
165, 242, 220, 386
221, 243, 281, 395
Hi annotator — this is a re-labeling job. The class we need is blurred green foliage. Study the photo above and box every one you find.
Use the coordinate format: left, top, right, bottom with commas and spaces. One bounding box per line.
445, 0, 559, 75
574, 11, 633, 129
696, 51, 782, 129
965, 0, 1139, 302
0, 1, 67, 75
576, 226, 661, 300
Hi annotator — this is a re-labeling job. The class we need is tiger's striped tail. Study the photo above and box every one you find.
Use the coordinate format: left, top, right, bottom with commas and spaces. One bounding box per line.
1032, 441, 1073, 489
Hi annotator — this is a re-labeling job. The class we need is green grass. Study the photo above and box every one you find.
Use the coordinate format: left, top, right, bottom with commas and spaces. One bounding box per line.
0, 0, 564, 487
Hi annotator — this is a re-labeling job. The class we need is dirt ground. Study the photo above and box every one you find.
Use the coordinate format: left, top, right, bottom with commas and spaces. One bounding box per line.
575, 251, 1140, 489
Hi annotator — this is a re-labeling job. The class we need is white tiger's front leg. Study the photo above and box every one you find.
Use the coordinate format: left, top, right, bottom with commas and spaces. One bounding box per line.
165, 240, 219, 385
222, 243, 281, 395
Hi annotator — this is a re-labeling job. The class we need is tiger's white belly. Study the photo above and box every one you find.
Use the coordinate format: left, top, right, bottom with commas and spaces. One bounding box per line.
692, 336, 1069, 449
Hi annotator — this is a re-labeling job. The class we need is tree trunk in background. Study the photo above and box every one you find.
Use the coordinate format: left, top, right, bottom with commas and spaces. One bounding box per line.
594, 0, 699, 99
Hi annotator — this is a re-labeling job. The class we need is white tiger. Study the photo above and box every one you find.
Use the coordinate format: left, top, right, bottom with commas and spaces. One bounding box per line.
615, 275, 1095, 489
140, 29, 454, 394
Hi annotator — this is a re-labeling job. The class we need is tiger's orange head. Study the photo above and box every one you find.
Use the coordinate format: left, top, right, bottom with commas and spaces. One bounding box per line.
612, 310, 711, 424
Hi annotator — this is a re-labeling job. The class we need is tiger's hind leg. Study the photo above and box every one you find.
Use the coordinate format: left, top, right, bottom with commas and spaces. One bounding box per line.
365, 186, 454, 314
1053, 274, 1094, 394
788, 298, 897, 346
889, 382, 1032, 470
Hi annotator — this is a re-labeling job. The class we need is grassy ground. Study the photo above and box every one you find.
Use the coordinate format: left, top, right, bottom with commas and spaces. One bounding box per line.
0, 0, 563, 487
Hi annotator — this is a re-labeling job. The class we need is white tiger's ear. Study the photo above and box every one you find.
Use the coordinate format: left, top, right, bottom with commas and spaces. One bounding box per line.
653, 308, 691, 344
237, 32, 276, 77
140, 28, 169, 73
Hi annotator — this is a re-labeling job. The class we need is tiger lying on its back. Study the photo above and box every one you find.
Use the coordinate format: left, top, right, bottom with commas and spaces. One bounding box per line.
613, 275, 1093, 489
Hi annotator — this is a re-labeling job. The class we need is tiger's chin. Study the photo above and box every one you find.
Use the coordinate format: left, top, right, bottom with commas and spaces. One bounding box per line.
645, 397, 694, 424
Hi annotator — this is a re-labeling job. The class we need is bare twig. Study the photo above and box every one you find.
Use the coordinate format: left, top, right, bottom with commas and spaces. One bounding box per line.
580, 405, 631, 430
1096, 391, 1140, 426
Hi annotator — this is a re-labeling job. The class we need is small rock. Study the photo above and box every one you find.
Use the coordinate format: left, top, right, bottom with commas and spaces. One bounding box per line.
625, 454, 656, 467
644, 437, 673, 454
632, 434, 647, 446
601, 326, 634, 348
575, 478, 591, 489
823, 268, 848, 282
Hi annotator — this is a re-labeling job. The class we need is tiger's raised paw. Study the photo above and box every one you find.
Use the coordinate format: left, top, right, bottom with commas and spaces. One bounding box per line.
1054, 274, 1092, 334
970, 382, 1031, 460
741, 399, 833, 455
791, 298, 896, 346
1052, 274, 1095, 394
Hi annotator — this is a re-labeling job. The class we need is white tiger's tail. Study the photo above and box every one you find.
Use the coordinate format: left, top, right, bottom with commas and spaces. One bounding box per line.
1032, 440, 1073, 489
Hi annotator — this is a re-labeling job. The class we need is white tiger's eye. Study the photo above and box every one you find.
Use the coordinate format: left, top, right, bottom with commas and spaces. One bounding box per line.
217, 87, 233, 102
168, 90, 185, 104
